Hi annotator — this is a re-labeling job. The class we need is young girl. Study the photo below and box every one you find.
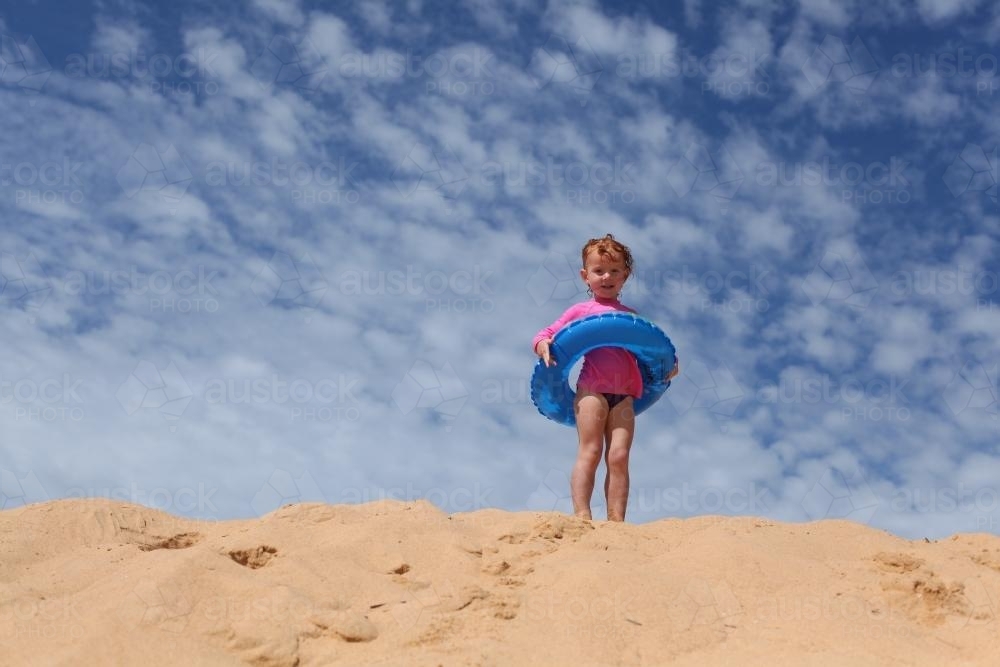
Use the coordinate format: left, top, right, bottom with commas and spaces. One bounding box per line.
532, 234, 678, 521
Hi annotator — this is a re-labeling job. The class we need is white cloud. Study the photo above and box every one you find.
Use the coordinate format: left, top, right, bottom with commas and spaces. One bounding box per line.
347, 91, 422, 160
684, 0, 702, 27
620, 109, 677, 158
900, 75, 962, 125
869, 306, 937, 374
743, 207, 793, 253
90, 17, 149, 57
307, 12, 357, 64
251, 93, 312, 154
461, 0, 527, 38
546, 2, 677, 59
704, 15, 773, 100
252, 0, 305, 26
775, 23, 894, 129
788, 306, 864, 368
954, 234, 999, 274
183, 27, 260, 100
358, 0, 393, 34
955, 307, 1000, 338
776, 16, 814, 76
108, 195, 218, 240
916, 0, 981, 24
798, 0, 855, 28
638, 214, 719, 261
16, 197, 85, 222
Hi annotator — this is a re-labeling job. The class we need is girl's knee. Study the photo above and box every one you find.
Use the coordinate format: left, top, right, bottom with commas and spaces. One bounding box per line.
606, 446, 631, 470
576, 446, 603, 468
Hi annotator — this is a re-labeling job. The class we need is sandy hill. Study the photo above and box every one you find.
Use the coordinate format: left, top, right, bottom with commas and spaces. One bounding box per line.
2, 499, 999, 666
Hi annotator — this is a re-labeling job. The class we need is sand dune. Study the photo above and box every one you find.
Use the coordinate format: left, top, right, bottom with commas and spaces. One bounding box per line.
2, 499, 1000, 665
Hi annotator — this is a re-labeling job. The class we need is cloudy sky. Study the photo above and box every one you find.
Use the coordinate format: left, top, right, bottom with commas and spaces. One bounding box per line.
0, 0, 997, 539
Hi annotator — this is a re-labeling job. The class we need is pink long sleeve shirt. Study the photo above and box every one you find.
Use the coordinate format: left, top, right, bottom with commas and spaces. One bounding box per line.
532, 296, 643, 398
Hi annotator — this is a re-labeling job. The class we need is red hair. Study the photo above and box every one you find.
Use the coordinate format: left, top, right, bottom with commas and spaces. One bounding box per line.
581, 234, 633, 274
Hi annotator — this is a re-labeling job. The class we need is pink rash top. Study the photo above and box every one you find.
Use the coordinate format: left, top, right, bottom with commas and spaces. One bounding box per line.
532, 296, 643, 398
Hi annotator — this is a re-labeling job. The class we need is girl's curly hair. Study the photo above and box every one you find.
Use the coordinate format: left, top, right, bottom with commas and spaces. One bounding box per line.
581, 234, 633, 274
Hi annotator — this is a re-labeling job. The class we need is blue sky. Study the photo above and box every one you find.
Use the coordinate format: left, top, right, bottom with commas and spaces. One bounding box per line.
0, 0, 997, 539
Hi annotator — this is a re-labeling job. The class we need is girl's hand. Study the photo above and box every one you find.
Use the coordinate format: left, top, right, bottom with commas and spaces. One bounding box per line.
666, 357, 679, 382
535, 339, 555, 367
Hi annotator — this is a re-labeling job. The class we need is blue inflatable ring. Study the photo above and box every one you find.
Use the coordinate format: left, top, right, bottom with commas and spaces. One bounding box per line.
531, 312, 676, 426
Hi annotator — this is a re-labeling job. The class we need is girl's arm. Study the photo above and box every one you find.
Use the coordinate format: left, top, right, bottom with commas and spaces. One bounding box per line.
532, 304, 585, 355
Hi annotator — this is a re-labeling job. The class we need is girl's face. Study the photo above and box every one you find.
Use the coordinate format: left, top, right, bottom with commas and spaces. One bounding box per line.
580, 250, 628, 299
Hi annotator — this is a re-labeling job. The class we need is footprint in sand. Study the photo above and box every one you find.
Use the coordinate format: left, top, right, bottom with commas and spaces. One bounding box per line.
227, 545, 278, 569
138, 532, 203, 552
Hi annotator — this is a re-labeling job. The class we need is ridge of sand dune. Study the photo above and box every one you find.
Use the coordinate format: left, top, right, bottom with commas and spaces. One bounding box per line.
2, 499, 1000, 666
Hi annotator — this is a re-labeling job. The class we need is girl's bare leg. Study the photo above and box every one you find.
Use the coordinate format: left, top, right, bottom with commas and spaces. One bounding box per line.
604, 397, 635, 521
571, 391, 608, 520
